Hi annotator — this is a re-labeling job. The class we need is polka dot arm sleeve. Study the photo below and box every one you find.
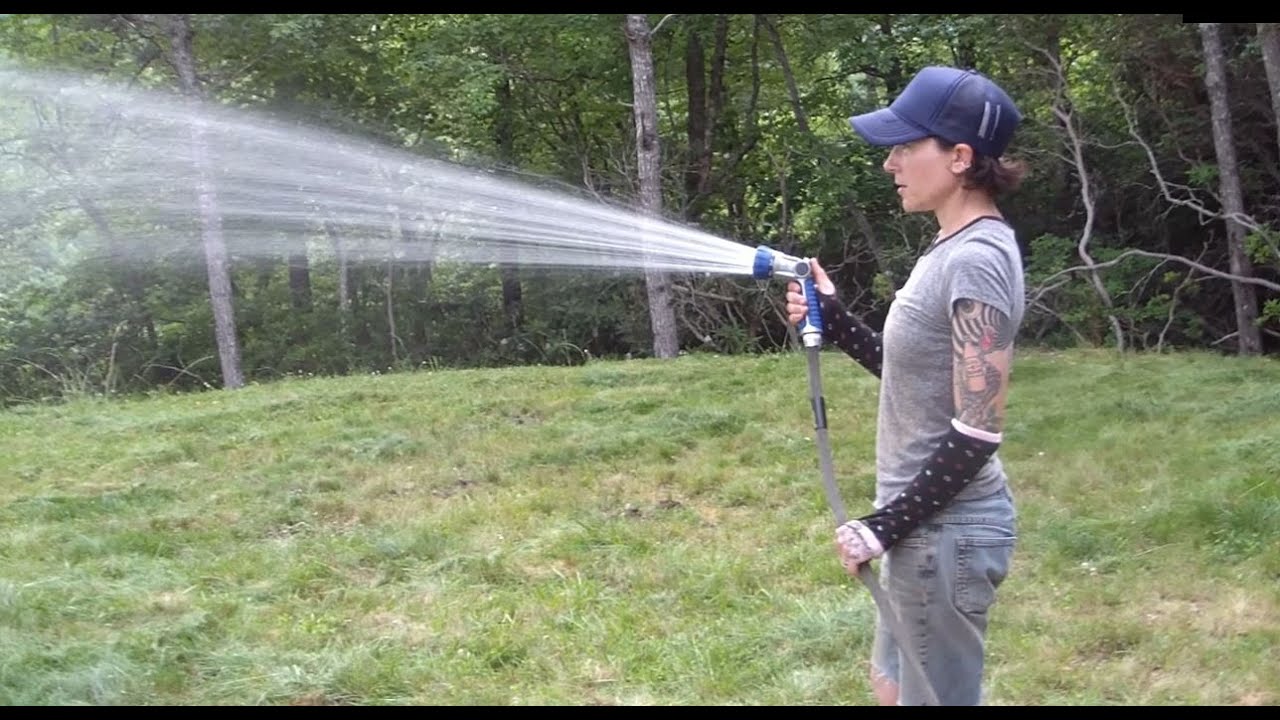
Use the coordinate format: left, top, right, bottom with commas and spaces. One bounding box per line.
851, 419, 1001, 551
816, 291, 883, 378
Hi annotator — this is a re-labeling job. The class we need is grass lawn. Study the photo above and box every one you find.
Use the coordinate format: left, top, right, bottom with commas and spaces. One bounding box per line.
1, 347, 1276, 705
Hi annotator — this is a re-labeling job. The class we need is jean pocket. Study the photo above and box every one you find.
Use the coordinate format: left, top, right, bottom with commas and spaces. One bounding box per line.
953, 527, 1016, 616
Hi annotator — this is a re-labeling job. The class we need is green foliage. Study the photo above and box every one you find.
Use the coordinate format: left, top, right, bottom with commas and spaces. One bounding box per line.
1022, 230, 1256, 352
1, 14, 1278, 405
1261, 299, 1280, 326
1245, 227, 1280, 266
1187, 163, 1220, 190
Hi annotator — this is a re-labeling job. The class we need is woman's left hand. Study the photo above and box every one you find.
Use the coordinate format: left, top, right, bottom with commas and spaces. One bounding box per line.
834, 519, 884, 575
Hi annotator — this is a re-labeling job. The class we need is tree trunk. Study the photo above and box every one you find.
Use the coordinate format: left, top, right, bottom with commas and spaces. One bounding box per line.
322, 216, 353, 366
400, 217, 433, 360
275, 74, 312, 315
323, 217, 351, 313
288, 251, 312, 311
709, 15, 729, 142
494, 74, 525, 339
409, 263, 431, 360
164, 14, 244, 388
1259, 23, 1280, 155
684, 25, 710, 222
626, 14, 679, 359
1198, 23, 1262, 356
1041, 18, 1076, 232
386, 258, 399, 363
878, 16, 905, 97
954, 34, 978, 70
386, 202, 402, 364
760, 15, 809, 134
681, 15, 739, 221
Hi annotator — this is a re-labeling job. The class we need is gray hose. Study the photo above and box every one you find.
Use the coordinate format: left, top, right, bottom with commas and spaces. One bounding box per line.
804, 346, 942, 706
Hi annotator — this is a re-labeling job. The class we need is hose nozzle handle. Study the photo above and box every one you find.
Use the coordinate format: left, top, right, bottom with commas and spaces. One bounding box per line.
754, 245, 824, 348
799, 275, 824, 349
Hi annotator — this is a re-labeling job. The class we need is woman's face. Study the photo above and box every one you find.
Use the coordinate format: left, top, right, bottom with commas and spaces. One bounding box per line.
881, 137, 968, 213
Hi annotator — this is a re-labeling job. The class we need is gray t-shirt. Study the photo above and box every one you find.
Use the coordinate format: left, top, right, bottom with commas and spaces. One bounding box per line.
874, 216, 1025, 509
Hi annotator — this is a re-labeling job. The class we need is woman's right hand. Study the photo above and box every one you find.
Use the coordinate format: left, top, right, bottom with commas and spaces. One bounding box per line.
785, 260, 834, 326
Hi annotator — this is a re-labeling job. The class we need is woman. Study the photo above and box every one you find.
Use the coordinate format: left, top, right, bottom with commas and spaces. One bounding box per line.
785, 66, 1028, 706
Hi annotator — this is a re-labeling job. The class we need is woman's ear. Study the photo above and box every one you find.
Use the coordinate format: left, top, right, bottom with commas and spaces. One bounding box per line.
951, 143, 975, 175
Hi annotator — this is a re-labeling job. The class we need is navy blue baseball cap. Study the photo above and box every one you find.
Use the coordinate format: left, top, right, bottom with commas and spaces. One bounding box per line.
848, 66, 1021, 158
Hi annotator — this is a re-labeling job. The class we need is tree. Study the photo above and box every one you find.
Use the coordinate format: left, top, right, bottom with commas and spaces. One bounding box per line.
494, 68, 525, 342
1028, 36, 1126, 352
1259, 23, 1280, 155
625, 14, 679, 359
148, 13, 246, 387
1197, 22, 1262, 355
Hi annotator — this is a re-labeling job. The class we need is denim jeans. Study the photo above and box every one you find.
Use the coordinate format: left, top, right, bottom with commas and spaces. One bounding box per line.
870, 485, 1018, 705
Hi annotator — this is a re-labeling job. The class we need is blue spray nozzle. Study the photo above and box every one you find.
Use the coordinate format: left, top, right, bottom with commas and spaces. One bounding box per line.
753, 245, 810, 280
752, 246, 774, 280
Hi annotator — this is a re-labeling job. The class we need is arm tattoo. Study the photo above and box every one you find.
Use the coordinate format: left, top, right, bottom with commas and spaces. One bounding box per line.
951, 299, 1013, 433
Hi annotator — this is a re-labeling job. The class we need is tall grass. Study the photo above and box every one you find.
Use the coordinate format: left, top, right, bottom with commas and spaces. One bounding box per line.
1, 348, 1276, 704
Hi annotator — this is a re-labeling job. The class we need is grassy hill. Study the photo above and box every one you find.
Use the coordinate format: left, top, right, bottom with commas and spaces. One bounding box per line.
1, 348, 1277, 705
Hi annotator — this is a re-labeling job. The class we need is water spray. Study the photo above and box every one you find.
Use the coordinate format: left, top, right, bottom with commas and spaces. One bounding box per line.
752, 244, 942, 706
3, 62, 942, 700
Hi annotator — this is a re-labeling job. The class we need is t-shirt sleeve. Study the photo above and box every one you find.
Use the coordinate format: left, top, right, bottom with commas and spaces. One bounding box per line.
946, 237, 1017, 320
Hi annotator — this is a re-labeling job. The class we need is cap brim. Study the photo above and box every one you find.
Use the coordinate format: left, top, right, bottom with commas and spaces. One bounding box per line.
847, 108, 929, 146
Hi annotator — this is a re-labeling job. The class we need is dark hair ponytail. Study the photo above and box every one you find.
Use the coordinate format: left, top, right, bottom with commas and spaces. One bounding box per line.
966, 153, 1028, 197
935, 139, 1028, 198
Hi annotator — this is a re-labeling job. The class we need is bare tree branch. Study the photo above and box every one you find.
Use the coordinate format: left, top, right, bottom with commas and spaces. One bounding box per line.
1131, 253, 1173, 303
1027, 278, 1076, 306
1036, 248, 1280, 294
650, 14, 678, 37
138, 356, 216, 390
1115, 85, 1279, 263
1030, 299, 1091, 347
1157, 254, 1207, 353
759, 14, 809, 134
1261, 23, 1280, 156
1213, 328, 1280, 346
1026, 39, 1125, 352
